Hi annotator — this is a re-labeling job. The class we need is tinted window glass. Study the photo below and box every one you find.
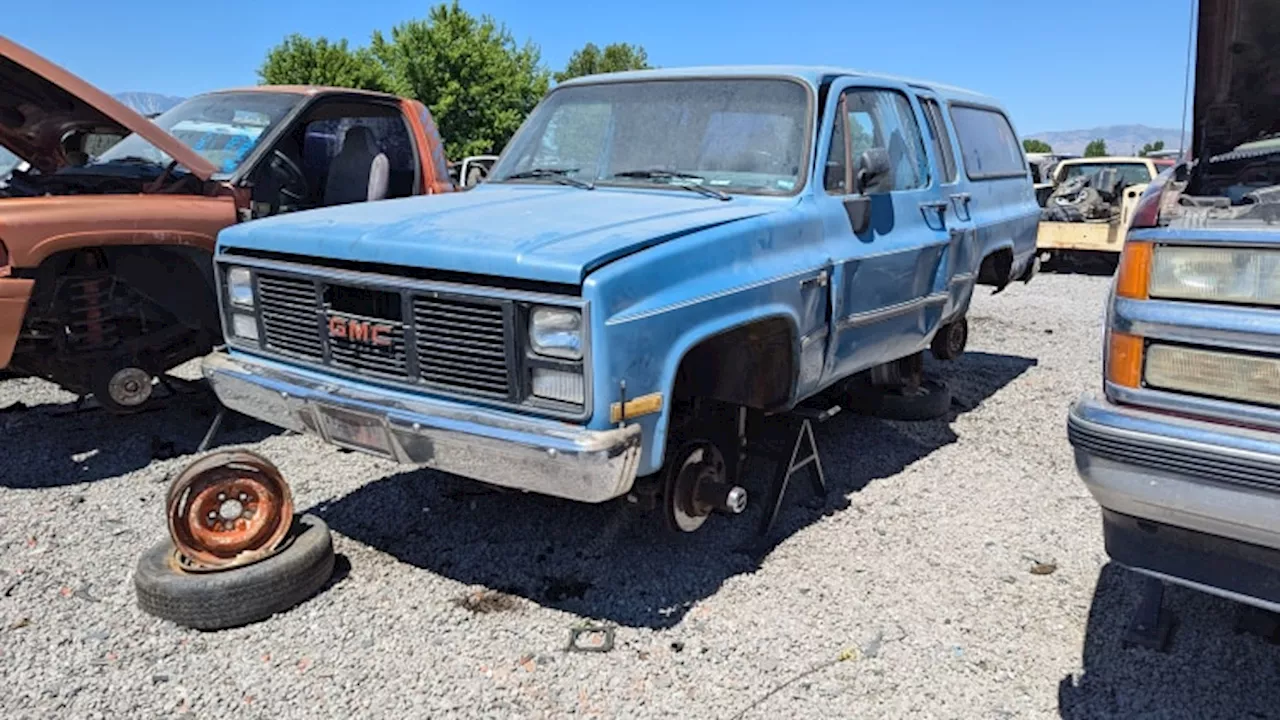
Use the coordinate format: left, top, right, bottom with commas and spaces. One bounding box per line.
949, 105, 1025, 179
843, 89, 929, 191
919, 97, 957, 183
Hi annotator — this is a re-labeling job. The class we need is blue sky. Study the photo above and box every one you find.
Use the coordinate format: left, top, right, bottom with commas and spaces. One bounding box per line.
7, 0, 1195, 134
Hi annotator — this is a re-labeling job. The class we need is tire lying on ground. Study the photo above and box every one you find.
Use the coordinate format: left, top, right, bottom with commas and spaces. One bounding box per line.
135, 514, 335, 630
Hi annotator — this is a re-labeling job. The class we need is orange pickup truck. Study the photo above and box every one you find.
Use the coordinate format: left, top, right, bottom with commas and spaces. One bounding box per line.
0, 36, 456, 410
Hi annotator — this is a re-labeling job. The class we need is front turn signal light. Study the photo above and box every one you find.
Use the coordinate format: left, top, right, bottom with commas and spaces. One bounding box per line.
1115, 241, 1152, 300
1106, 331, 1145, 389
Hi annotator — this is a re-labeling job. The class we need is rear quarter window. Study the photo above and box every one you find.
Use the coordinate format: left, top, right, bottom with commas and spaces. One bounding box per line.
949, 105, 1026, 180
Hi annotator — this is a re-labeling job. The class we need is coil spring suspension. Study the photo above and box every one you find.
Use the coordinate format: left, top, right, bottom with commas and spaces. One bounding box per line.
63, 271, 119, 350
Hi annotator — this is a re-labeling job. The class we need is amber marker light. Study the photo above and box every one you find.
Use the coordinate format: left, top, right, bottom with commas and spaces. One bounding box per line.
1114, 241, 1152, 300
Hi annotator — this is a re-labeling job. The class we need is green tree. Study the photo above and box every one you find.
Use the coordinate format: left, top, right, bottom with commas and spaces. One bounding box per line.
371, 2, 550, 159
554, 43, 650, 83
259, 34, 393, 92
1084, 138, 1108, 157
1139, 140, 1165, 156
1023, 138, 1053, 153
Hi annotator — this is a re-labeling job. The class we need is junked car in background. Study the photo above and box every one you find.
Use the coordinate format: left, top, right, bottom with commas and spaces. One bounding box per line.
1026, 151, 1077, 207
198, 65, 1038, 538
0, 35, 458, 412
1069, 0, 1280, 625
1036, 156, 1164, 264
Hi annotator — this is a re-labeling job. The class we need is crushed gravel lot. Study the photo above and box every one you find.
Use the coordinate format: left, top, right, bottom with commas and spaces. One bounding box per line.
3, 271, 1279, 719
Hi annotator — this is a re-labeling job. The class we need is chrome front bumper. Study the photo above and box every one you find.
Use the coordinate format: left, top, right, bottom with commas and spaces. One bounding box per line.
1068, 395, 1280, 551
202, 351, 643, 503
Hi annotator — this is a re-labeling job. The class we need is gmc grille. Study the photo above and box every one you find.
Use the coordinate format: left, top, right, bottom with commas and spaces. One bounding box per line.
253, 270, 516, 401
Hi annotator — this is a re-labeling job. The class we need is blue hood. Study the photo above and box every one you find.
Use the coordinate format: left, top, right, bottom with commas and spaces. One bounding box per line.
217, 184, 786, 285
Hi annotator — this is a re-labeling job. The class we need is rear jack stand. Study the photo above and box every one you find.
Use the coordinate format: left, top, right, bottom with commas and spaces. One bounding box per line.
1123, 576, 1174, 651
743, 404, 839, 537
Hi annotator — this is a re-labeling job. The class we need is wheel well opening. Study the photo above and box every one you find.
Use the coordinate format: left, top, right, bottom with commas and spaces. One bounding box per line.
977, 247, 1013, 288
672, 317, 795, 411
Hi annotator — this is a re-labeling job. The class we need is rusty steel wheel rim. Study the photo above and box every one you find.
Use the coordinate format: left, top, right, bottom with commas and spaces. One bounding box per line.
167, 450, 293, 570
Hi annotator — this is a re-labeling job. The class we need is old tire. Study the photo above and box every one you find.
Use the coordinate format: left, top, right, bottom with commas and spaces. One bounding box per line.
135, 514, 334, 630
848, 379, 952, 421
931, 317, 968, 361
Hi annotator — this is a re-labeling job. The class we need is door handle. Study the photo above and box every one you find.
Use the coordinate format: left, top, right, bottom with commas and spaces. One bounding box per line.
800, 271, 828, 290
949, 193, 972, 219
920, 200, 949, 212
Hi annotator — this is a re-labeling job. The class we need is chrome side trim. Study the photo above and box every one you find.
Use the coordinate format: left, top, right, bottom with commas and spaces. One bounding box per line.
1113, 297, 1280, 355
836, 291, 949, 330
1106, 381, 1280, 433
203, 351, 642, 504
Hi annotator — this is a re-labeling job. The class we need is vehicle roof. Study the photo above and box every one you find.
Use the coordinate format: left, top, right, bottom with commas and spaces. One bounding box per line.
204, 85, 404, 101
557, 65, 1001, 107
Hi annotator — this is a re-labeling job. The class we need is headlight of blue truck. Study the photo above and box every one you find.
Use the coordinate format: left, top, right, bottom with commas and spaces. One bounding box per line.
227, 267, 255, 309
529, 306, 582, 359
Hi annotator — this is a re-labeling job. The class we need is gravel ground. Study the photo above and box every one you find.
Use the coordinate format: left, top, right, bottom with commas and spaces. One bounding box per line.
2, 271, 1279, 719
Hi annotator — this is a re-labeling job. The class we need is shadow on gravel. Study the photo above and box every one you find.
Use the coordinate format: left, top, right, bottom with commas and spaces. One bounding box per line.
0, 390, 277, 489
1058, 564, 1280, 718
312, 351, 1036, 629
1041, 251, 1118, 277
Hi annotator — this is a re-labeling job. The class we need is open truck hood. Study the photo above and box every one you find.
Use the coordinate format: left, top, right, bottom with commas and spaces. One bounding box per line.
1194, 0, 1280, 160
0, 35, 215, 179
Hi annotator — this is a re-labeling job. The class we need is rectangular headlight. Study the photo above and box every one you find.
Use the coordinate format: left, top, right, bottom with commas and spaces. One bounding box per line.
227, 267, 255, 309
531, 368, 585, 405
529, 306, 582, 360
1150, 246, 1280, 306
231, 313, 259, 342
1145, 344, 1280, 408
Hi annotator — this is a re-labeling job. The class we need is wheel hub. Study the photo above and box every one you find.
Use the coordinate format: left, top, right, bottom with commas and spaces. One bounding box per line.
107, 367, 153, 407
664, 442, 744, 533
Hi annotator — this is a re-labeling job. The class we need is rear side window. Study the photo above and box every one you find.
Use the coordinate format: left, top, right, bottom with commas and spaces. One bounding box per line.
918, 98, 957, 183
949, 105, 1025, 180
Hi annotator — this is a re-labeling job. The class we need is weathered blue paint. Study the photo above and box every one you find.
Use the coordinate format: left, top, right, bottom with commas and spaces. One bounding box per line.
217, 66, 1039, 479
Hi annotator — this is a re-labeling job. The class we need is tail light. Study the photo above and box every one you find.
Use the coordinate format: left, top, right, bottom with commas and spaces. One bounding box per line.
1128, 182, 1164, 229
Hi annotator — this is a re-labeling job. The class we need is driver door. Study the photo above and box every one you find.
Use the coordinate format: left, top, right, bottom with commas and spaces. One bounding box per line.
816, 78, 954, 385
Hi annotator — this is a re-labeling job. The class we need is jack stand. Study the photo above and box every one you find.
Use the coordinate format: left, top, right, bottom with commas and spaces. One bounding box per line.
1123, 575, 1174, 651
197, 406, 228, 453
747, 404, 839, 536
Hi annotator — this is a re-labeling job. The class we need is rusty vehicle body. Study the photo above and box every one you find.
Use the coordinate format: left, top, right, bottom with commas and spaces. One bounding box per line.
0, 36, 455, 409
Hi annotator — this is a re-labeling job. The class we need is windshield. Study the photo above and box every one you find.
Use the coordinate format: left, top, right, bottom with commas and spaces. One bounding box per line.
491, 78, 811, 195
1059, 162, 1152, 188
95, 92, 301, 175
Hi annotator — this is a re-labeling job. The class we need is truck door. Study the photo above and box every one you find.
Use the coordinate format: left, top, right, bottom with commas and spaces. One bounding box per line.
815, 79, 954, 385
914, 89, 979, 325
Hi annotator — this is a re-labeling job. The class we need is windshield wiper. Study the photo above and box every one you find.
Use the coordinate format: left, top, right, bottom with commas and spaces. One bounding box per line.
611, 169, 731, 200
503, 167, 594, 190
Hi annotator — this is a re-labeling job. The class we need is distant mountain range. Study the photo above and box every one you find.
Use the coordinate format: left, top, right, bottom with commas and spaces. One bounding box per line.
1025, 125, 1190, 156
112, 92, 185, 116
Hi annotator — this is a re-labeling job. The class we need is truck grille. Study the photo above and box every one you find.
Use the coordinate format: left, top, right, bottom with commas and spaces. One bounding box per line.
413, 297, 510, 398
253, 270, 515, 400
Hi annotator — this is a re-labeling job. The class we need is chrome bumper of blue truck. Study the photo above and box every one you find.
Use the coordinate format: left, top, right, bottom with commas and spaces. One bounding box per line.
1069, 394, 1280, 611
202, 351, 643, 504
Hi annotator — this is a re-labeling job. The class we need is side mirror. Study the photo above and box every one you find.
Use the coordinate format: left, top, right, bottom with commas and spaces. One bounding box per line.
854, 148, 892, 195
844, 148, 892, 234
